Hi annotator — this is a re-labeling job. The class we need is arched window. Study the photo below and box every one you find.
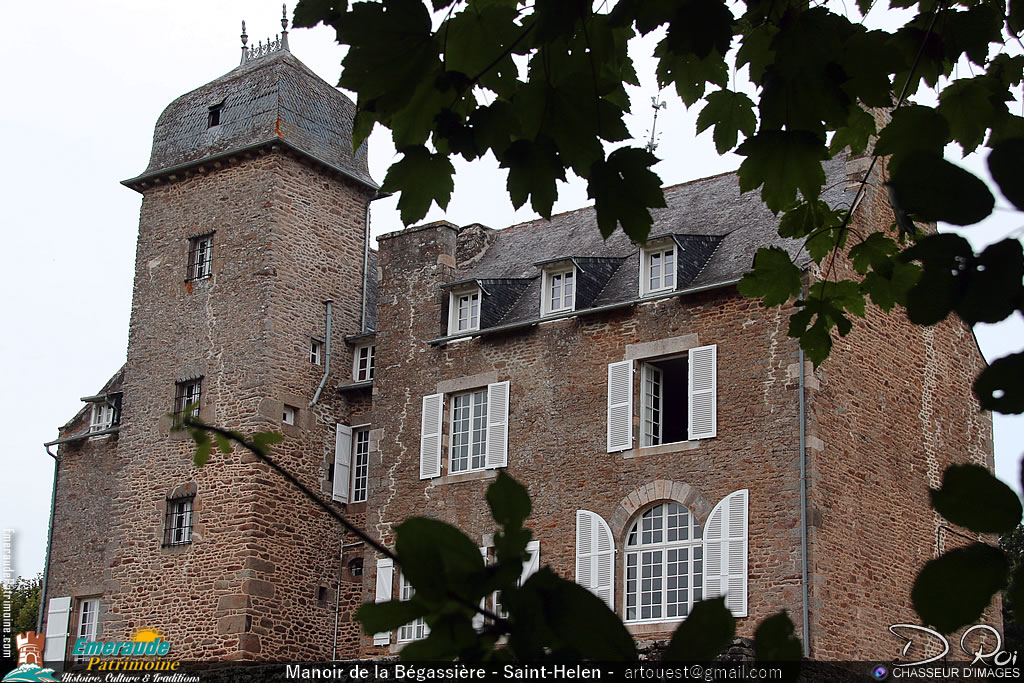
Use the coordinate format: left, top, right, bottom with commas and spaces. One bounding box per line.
624, 503, 703, 622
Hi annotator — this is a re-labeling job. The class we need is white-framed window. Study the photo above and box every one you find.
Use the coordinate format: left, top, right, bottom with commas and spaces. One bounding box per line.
187, 234, 213, 281
174, 378, 202, 419
283, 405, 296, 425
475, 541, 540, 628
542, 267, 575, 315
607, 344, 716, 453
640, 244, 676, 296
310, 339, 323, 365
351, 428, 370, 503
398, 573, 429, 642
624, 503, 703, 623
75, 598, 100, 659
448, 288, 481, 335
450, 390, 488, 474
163, 496, 193, 547
90, 403, 116, 432
419, 382, 509, 479
354, 345, 375, 382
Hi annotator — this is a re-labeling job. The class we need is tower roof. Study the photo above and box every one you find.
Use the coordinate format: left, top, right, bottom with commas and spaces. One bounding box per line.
125, 45, 375, 190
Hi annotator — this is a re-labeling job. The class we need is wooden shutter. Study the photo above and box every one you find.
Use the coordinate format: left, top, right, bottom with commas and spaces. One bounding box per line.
44, 596, 72, 662
702, 489, 748, 617
688, 344, 717, 439
576, 510, 615, 610
607, 361, 633, 452
333, 424, 353, 503
374, 559, 394, 645
485, 381, 510, 469
419, 394, 443, 479
521, 540, 541, 585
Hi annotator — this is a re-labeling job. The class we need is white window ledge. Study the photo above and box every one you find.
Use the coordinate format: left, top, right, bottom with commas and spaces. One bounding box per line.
622, 440, 700, 459
428, 469, 500, 486
626, 621, 684, 636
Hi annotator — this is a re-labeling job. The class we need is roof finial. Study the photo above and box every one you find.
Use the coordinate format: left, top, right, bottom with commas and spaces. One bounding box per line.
240, 20, 249, 65
281, 4, 290, 51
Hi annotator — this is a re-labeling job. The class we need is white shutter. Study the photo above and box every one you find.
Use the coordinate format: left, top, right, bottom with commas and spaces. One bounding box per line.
688, 344, 717, 439
44, 596, 72, 662
485, 381, 510, 469
576, 510, 615, 610
607, 361, 633, 452
420, 394, 444, 479
473, 547, 488, 630
333, 424, 353, 503
702, 489, 748, 617
521, 540, 540, 585
374, 559, 394, 645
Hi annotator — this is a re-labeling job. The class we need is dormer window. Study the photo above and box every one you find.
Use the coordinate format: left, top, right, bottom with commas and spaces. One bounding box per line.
207, 101, 224, 128
542, 267, 575, 316
640, 241, 676, 296
448, 287, 480, 335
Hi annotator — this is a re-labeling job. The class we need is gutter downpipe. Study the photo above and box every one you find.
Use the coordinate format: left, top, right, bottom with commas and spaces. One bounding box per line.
38, 445, 60, 632
310, 301, 333, 406
799, 298, 811, 658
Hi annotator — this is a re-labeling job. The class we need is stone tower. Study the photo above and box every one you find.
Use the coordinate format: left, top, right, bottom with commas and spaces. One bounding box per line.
43, 15, 378, 661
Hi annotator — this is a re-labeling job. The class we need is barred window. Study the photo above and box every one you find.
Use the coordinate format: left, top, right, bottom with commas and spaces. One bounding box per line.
187, 234, 213, 281
163, 497, 194, 547
174, 378, 202, 418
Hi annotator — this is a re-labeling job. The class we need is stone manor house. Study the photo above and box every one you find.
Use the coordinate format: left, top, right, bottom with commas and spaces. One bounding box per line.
39, 17, 994, 665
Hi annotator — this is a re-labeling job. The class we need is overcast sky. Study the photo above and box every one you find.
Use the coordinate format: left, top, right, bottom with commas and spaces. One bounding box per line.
1, 1, 1020, 580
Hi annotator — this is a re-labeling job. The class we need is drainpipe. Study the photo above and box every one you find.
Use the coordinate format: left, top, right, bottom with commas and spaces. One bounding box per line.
799, 335, 810, 658
360, 202, 371, 333
37, 445, 60, 632
310, 301, 333, 407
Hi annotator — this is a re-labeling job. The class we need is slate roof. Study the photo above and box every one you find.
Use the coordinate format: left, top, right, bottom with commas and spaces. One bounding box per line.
438, 156, 850, 334
126, 51, 375, 189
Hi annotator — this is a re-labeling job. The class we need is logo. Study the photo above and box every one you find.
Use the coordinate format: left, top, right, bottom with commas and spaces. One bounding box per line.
73, 628, 180, 671
2, 632, 58, 682
889, 623, 1019, 667
871, 664, 888, 680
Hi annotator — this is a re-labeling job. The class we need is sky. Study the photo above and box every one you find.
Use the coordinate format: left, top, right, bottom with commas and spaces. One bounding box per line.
1, 1, 1021, 580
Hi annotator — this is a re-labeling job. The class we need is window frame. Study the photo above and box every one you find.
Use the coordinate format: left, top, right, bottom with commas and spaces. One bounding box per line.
639, 241, 677, 297
186, 233, 214, 282
350, 427, 370, 503
448, 287, 481, 335
541, 266, 576, 316
163, 496, 194, 547
448, 389, 489, 475
74, 597, 100, 661
310, 339, 323, 365
353, 344, 376, 382
283, 405, 296, 425
623, 503, 704, 625
397, 572, 429, 643
90, 403, 115, 433
174, 378, 202, 419
639, 355, 689, 448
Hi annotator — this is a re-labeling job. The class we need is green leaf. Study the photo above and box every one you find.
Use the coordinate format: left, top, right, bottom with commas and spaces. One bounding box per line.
828, 106, 877, 157
250, 431, 285, 456
193, 433, 211, 468
1010, 564, 1024, 642
938, 77, 1000, 155
874, 105, 950, 160
754, 611, 802, 662
213, 432, 233, 455
777, 201, 844, 240
958, 239, 1024, 325
441, 4, 522, 96
487, 472, 532, 531
913, 543, 1008, 634
849, 233, 899, 276
736, 131, 828, 214
516, 569, 637, 660
356, 598, 429, 635
499, 138, 566, 218
860, 260, 921, 313
395, 518, 485, 603
655, 42, 728, 107
1011, 0, 1024, 36
974, 353, 1024, 415
931, 465, 1023, 534
663, 597, 735, 661
292, 0, 347, 30
888, 152, 994, 226
663, 0, 735, 59
737, 247, 802, 308
988, 138, 1024, 211
735, 23, 776, 84
696, 90, 757, 154
901, 233, 974, 326
381, 146, 456, 225
586, 147, 666, 242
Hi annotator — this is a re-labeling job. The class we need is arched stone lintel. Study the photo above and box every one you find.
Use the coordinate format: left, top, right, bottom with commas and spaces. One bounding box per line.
609, 480, 712, 537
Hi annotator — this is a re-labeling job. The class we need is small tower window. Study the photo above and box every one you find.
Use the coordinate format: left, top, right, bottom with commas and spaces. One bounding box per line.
207, 101, 225, 128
